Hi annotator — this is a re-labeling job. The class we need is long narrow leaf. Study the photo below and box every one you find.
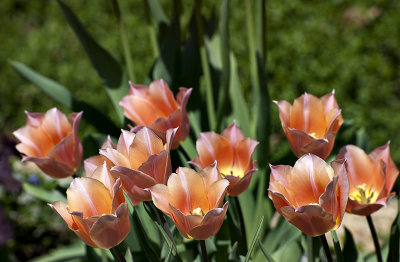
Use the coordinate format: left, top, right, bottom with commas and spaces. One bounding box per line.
11, 61, 120, 136
258, 240, 275, 262
22, 183, 66, 203
244, 216, 264, 262
343, 227, 358, 262
387, 199, 400, 262
57, 0, 128, 124
331, 230, 344, 262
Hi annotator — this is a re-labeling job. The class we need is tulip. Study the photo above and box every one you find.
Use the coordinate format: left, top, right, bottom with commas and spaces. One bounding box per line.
336, 142, 399, 216
100, 127, 175, 205
13, 108, 83, 178
49, 163, 130, 249
119, 79, 192, 149
190, 122, 258, 196
274, 91, 343, 159
148, 164, 229, 240
84, 136, 116, 175
268, 154, 349, 236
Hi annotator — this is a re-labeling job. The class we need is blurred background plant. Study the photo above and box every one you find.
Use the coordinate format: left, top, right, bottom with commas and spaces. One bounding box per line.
1, 0, 400, 261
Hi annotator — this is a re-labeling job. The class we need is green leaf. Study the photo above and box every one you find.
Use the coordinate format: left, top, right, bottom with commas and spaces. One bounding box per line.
343, 227, 358, 262
22, 183, 66, 203
145, 0, 170, 26
57, 0, 128, 124
258, 240, 275, 262
30, 243, 85, 262
387, 199, 400, 262
229, 54, 251, 137
11, 61, 120, 136
272, 241, 302, 262
244, 216, 264, 262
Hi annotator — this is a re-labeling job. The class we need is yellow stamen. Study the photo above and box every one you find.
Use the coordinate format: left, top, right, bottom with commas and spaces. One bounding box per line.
220, 168, 244, 178
190, 207, 205, 216
349, 184, 378, 204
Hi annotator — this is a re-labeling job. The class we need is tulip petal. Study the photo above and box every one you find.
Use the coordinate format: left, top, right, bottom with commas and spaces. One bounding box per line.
274, 100, 292, 126
330, 158, 349, 228
281, 205, 335, 236
67, 177, 113, 217
100, 148, 130, 167
90, 162, 116, 195
221, 122, 245, 148
70, 212, 99, 248
225, 167, 257, 196
148, 184, 170, 215
41, 108, 72, 145
49, 201, 76, 229
148, 79, 179, 115
22, 156, 74, 178
169, 205, 192, 238
120, 94, 164, 126
232, 138, 259, 175
189, 202, 229, 240
116, 130, 136, 158
138, 151, 169, 184
196, 132, 234, 171
89, 203, 130, 249
207, 178, 229, 209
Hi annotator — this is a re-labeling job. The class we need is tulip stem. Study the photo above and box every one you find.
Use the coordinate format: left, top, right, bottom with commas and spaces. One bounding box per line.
367, 215, 383, 262
234, 196, 248, 250
200, 240, 209, 262
306, 235, 315, 262
330, 230, 344, 262
319, 234, 333, 262
110, 245, 127, 262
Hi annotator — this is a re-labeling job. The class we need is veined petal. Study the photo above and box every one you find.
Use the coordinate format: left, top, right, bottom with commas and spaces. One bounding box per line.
22, 156, 74, 178
274, 100, 292, 126
221, 122, 245, 147
41, 108, 72, 145
196, 132, 234, 170
148, 184, 170, 215
148, 79, 179, 115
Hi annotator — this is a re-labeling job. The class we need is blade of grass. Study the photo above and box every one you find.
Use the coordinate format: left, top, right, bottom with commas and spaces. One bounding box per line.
258, 240, 275, 262
330, 230, 344, 262
244, 216, 264, 262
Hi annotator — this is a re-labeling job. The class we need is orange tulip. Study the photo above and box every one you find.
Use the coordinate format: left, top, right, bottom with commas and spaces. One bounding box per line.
274, 91, 343, 159
13, 108, 83, 178
268, 154, 349, 236
148, 164, 229, 240
190, 122, 258, 196
84, 136, 116, 175
100, 127, 175, 205
119, 79, 192, 149
336, 142, 399, 216
49, 163, 130, 249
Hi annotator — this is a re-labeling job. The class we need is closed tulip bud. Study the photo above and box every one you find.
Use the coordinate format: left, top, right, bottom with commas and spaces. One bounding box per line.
148, 164, 229, 240
100, 127, 176, 205
336, 142, 399, 216
190, 122, 258, 196
268, 154, 349, 236
13, 108, 83, 178
274, 91, 343, 159
49, 163, 130, 249
119, 79, 192, 149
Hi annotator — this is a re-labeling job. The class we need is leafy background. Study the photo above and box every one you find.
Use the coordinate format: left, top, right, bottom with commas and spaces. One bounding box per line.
1, 0, 400, 261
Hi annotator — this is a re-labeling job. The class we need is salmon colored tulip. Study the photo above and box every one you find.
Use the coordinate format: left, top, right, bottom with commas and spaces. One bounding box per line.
84, 136, 116, 175
274, 91, 343, 159
49, 163, 130, 249
148, 164, 229, 240
100, 127, 176, 205
268, 154, 349, 236
190, 122, 258, 196
13, 108, 83, 178
119, 79, 192, 149
336, 142, 399, 216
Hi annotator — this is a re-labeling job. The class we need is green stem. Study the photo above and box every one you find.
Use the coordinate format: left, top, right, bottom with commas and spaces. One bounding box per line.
330, 230, 344, 262
367, 215, 383, 262
234, 196, 248, 250
306, 235, 314, 262
110, 245, 127, 262
194, 0, 216, 131
200, 240, 209, 262
319, 234, 333, 262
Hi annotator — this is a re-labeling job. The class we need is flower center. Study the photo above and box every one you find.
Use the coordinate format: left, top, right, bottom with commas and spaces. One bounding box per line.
349, 184, 378, 204
220, 168, 243, 178
190, 207, 205, 216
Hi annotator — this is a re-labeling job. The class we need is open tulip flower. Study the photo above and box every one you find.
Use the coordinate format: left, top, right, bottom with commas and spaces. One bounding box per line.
274, 91, 343, 159
49, 163, 130, 249
13, 108, 83, 178
268, 154, 349, 236
119, 79, 192, 149
148, 164, 229, 240
100, 127, 175, 205
84, 135, 116, 176
190, 122, 258, 196
336, 142, 399, 216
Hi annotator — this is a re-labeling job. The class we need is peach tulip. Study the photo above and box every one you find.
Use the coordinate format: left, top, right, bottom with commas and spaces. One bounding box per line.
100, 127, 175, 205
13, 108, 83, 178
119, 79, 192, 149
336, 142, 399, 216
268, 154, 349, 236
84, 136, 116, 175
148, 164, 229, 240
274, 91, 343, 159
49, 163, 130, 249
190, 122, 258, 196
